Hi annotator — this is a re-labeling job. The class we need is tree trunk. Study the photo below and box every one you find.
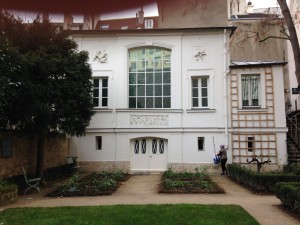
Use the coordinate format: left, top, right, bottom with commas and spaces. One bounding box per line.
36, 136, 45, 181
277, 0, 300, 89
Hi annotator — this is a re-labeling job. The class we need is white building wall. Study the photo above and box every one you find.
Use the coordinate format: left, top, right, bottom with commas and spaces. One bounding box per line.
69, 29, 238, 173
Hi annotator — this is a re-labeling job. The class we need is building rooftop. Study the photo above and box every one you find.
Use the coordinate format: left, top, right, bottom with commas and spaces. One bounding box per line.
230, 60, 287, 68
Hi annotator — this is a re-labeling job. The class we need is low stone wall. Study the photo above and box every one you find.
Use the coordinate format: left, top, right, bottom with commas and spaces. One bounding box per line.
79, 161, 130, 173
0, 135, 69, 178
168, 163, 222, 174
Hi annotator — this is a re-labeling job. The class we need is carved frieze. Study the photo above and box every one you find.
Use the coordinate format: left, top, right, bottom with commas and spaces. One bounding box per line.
193, 47, 207, 62
130, 115, 169, 126
93, 49, 108, 63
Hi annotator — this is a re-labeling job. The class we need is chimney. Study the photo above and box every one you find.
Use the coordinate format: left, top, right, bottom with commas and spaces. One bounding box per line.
247, 1, 254, 14
63, 14, 73, 30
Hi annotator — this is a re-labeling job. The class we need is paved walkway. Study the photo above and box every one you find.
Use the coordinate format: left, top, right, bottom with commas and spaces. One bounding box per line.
1, 175, 300, 225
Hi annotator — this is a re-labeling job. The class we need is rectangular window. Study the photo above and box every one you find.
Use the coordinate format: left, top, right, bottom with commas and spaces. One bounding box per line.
192, 77, 209, 108
96, 136, 102, 150
241, 75, 260, 107
1, 137, 13, 157
129, 48, 171, 109
247, 136, 254, 152
198, 137, 205, 151
93, 78, 108, 108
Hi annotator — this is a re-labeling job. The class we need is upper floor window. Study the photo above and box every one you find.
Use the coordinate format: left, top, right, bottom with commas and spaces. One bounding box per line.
93, 78, 108, 108
241, 74, 260, 107
192, 77, 209, 108
128, 47, 171, 109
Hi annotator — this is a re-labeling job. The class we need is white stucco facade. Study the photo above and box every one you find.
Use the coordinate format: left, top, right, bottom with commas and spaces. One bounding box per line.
68, 27, 287, 173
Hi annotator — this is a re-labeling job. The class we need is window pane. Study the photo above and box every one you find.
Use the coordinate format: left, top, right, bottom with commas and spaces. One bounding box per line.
155, 85, 162, 96
129, 61, 137, 72
102, 98, 108, 107
192, 79, 198, 87
146, 85, 154, 96
138, 73, 145, 84
155, 97, 162, 108
163, 97, 171, 108
129, 85, 136, 96
155, 73, 162, 84
146, 73, 154, 83
137, 85, 145, 96
102, 89, 108, 97
129, 51, 137, 61
129, 98, 136, 108
93, 79, 99, 87
102, 79, 108, 87
201, 78, 207, 87
192, 88, 198, 97
163, 85, 171, 96
93, 89, 99, 97
201, 88, 207, 97
163, 60, 171, 70
163, 49, 171, 60
193, 98, 198, 107
146, 97, 154, 108
129, 73, 136, 84
137, 60, 145, 72
137, 97, 145, 108
163, 72, 171, 83
202, 98, 208, 107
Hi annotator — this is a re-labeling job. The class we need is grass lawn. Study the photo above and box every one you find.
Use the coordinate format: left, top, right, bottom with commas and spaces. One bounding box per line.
0, 204, 259, 225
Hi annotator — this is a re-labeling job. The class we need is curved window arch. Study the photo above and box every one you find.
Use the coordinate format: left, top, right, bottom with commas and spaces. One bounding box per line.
128, 47, 171, 109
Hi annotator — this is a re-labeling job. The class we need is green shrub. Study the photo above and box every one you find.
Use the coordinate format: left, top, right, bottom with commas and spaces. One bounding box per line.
228, 164, 300, 192
283, 163, 300, 175
275, 182, 300, 216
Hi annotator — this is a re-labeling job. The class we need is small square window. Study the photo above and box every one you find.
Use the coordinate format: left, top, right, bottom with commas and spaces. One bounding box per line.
1, 137, 13, 157
96, 136, 102, 150
198, 137, 205, 151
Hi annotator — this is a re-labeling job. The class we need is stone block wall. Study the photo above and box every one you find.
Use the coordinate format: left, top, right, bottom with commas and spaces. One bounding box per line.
0, 135, 69, 178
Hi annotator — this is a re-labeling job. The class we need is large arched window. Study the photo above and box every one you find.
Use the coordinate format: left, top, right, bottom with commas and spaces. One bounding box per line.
128, 47, 171, 109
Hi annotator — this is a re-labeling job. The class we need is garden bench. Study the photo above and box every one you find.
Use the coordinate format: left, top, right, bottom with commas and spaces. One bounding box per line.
22, 166, 41, 194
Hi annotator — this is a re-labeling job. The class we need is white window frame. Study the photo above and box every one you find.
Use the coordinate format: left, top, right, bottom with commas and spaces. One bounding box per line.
238, 70, 266, 109
241, 74, 261, 108
128, 47, 171, 109
93, 77, 109, 108
188, 69, 214, 109
191, 77, 209, 108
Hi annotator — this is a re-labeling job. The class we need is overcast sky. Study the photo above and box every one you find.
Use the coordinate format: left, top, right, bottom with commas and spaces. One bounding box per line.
251, 0, 278, 9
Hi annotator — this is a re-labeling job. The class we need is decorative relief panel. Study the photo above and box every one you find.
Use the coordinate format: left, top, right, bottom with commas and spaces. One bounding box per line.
93, 49, 108, 63
193, 47, 207, 62
130, 115, 169, 126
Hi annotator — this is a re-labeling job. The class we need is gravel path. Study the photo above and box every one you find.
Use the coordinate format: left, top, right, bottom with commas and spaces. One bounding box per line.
1, 175, 299, 225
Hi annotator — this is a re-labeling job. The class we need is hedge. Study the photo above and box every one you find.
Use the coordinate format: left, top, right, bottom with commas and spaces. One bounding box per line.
227, 164, 300, 193
275, 182, 300, 216
0, 182, 18, 205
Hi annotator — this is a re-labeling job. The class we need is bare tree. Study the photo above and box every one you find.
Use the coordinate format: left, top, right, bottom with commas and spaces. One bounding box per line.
277, 0, 300, 89
230, 0, 300, 89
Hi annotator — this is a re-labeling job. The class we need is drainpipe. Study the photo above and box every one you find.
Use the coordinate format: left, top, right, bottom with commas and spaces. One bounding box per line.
224, 29, 230, 148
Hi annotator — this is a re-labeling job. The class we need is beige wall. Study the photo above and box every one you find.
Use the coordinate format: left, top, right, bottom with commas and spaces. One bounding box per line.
0, 135, 69, 178
157, 0, 228, 28
230, 20, 286, 61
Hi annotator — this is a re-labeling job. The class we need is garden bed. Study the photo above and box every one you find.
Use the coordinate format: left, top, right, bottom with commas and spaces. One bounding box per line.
0, 180, 18, 206
47, 170, 131, 197
158, 167, 225, 194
